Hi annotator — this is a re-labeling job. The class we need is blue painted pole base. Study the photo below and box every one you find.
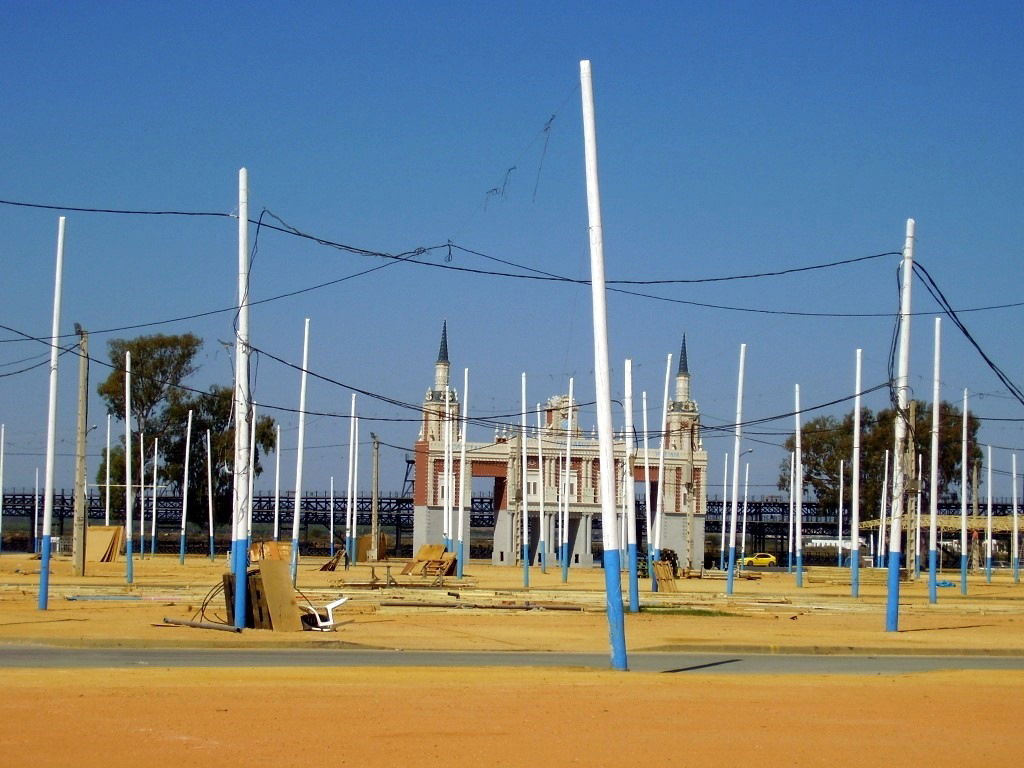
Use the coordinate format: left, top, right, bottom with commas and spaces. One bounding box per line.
179, 533, 186, 565
652, 548, 661, 593
232, 538, 248, 630
986, 555, 993, 584
851, 549, 860, 598
126, 539, 134, 584
928, 548, 937, 604
560, 542, 569, 583
290, 539, 300, 586
725, 545, 736, 595
885, 549, 902, 632
601, 548, 628, 671
150, 534, 156, 558
960, 554, 968, 595
787, 551, 792, 574
540, 548, 547, 574
795, 552, 803, 588
456, 539, 464, 579
38, 535, 52, 610
208, 535, 215, 561
627, 542, 639, 613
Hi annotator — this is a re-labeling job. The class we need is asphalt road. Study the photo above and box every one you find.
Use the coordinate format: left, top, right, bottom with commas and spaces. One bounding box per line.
2, 647, 1024, 674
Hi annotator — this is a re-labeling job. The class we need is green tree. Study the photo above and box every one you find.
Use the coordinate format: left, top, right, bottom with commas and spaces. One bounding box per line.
95, 334, 275, 524
778, 400, 981, 515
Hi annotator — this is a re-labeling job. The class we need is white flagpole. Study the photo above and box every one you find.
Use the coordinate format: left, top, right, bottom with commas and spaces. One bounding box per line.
179, 410, 193, 563
537, 402, 546, 573
38, 217, 66, 609
851, 349, 862, 595
273, 424, 281, 541
580, 59, 626, 669
1012, 453, 1019, 584
290, 319, 310, 585
642, 392, 653, 572
457, 368, 469, 577
961, 389, 969, 593
104, 414, 111, 526
879, 450, 889, 566
838, 459, 845, 567
726, 344, 746, 596
330, 476, 335, 558
353, 416, 360, 562
624, 359, 638, 610
150, 438, 158, 556
787, 452, 794, 573
520, 372, 529, 586
125, 353, 133, 580
653, 353, 672, 567
986, 445, 993, 583
560, 377, 574, 583
206, 429, 214, 559
928, 318, 941, 602
345, 392, 356, 561
794, 384, 804, 587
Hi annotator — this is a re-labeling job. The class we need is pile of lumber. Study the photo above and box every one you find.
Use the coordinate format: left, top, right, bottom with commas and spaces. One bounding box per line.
223, 560, 303, 632
85, 526, 123, 562
401, 544, 457, 577
652, 561, 678, 592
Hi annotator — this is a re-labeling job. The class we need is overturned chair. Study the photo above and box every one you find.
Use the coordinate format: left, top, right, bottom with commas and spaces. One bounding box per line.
299, 596, 350, 631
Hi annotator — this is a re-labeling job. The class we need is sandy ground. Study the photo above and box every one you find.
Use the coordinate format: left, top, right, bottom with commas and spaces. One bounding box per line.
1, 553, 1022, 766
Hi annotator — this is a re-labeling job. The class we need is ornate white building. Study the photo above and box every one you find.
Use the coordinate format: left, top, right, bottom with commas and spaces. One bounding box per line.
412, 325, 708, 568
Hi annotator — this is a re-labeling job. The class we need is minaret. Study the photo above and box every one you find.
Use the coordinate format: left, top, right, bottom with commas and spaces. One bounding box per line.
675, 334, 691, 403
421, 321, 458, 443
434, 320, 450, 391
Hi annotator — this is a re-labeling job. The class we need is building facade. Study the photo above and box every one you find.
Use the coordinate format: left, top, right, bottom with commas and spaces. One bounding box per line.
412, 326, 708, 568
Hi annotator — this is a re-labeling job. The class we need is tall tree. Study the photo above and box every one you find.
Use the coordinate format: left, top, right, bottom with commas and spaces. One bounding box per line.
778, 400, 981, 515
98, 333, 202, 438
95, 334, 276, 524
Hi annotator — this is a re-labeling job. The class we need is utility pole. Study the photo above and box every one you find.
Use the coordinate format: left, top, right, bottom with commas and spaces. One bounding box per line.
72, 327, 89, 576
369, 433, 380, 560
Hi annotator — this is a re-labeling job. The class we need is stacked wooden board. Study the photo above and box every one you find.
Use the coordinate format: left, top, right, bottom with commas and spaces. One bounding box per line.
84, 526, 123, 562
401, 544, 457, 576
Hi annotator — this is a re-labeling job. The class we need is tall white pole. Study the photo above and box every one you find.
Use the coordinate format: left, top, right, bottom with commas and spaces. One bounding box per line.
851, 349, 862, 596
125, 352, 133, 581
104, 414, 111, 526
179, 409, 193, 563
520, 372, 529, 586
580, 59, 626, 670
206, 429, 214, 559
34, 468, 40, 555
273, 423, 281, 541
915, 453, 922, 578
1007, 454, 1015, 585
560, 377, 574, 583
150, 438, 158, 556
838, 459, 845, 567
329, 476, 335, 558
345, 392, 356, 561
885, 218, 915, 632
642, 392, 653, 570
726, 344, 746, 596
457, 368, 469, 577
721, 452, 729, 570
986, 444, 993, 582
960, 389, 969, 593
38, 216, 66, 610
290, 319, 310, 585
794, 384, 804, 587
537, 402, 546, 573
231, 167, 252, 629
740, 463, 750, 568
139, 432, 145, 557
624, 359, 639, 610
654, 353, 672, 565
353, 416, 360, 562
443, 386, 452, 551
928, 317, 941, 602
787, 452, 794, 573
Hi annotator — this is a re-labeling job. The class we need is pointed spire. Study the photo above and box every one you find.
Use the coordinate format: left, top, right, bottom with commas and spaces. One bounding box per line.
677, 334, 689, 376
437, 321, 449, 364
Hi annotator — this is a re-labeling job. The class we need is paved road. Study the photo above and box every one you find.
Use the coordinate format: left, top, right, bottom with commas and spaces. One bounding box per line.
2, 647, 1023, 674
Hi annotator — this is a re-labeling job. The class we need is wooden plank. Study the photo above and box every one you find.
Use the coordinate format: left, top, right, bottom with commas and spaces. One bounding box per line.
85, 526, 118, 562
256, 560, 303, 632
247, 570, 274, 629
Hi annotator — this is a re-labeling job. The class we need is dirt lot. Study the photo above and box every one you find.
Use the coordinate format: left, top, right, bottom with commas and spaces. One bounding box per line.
1, 553, 1022, 766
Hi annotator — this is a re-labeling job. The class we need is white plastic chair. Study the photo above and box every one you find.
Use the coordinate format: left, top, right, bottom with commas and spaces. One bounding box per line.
300, 596, 349, 631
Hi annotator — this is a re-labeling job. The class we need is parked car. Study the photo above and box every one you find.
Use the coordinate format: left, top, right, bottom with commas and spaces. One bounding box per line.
742, 552, 777, 567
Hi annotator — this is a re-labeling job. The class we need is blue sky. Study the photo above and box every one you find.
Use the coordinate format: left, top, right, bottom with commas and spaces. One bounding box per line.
1, 1, 1022, 499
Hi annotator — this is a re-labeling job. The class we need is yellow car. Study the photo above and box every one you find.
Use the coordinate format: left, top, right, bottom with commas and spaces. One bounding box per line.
742, 553, 777, 567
